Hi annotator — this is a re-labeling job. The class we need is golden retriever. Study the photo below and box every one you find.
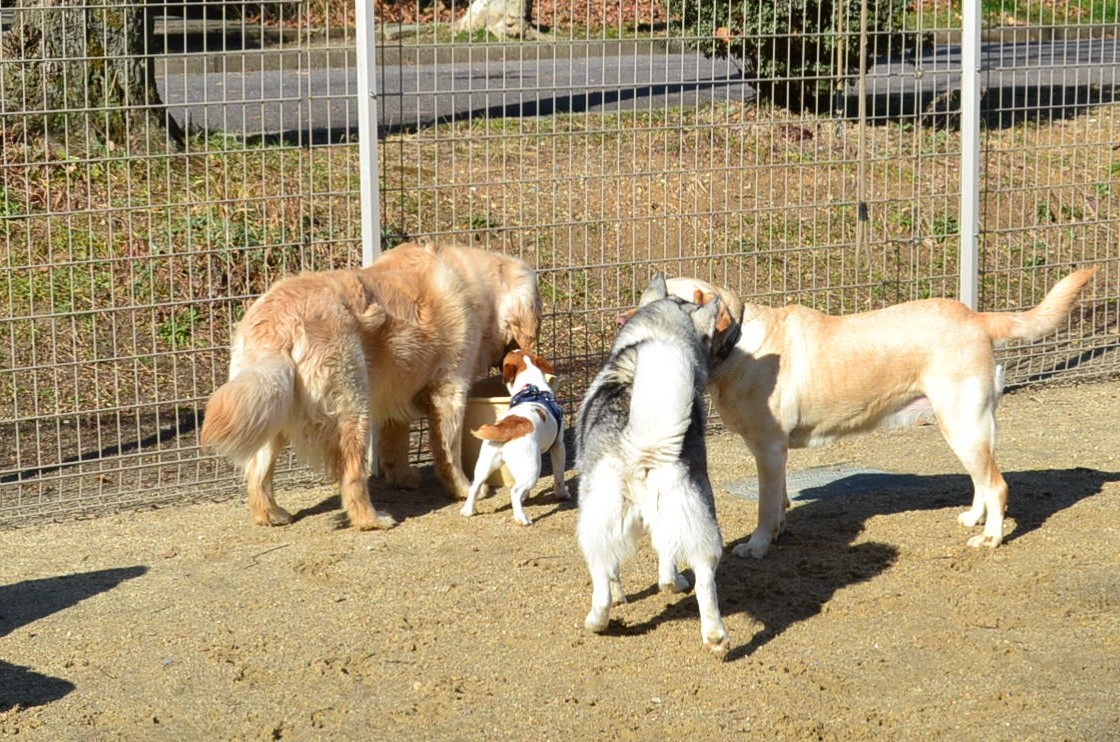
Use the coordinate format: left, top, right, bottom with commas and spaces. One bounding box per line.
200, 242, 540, 529
659, 269, 1098, 557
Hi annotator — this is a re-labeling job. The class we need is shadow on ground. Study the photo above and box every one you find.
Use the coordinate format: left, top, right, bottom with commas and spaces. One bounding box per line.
0, 566, 148, 710
602, 466, 1118, 661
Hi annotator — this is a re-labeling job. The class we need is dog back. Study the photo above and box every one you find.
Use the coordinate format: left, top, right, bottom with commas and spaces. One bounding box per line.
577, 297, 716, 499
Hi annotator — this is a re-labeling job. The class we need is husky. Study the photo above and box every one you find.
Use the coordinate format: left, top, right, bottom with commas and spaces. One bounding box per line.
575, 273, 739, 655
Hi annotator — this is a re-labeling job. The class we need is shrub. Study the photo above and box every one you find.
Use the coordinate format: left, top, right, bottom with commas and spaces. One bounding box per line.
667, 0, 916, 113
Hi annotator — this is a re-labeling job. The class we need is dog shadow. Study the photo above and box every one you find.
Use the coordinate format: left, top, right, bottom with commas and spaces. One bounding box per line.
288, 477, 453, 528
291, 430, 581, 528
0, 566, 147, 710
618, 467, 1118, 661
289, 468, 577, 528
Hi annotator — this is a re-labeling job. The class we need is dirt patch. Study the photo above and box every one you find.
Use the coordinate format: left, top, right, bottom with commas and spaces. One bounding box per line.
2, 379, 1119, 739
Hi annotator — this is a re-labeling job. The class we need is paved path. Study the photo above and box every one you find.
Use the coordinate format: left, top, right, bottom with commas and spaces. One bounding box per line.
157, 51, 752, 140
156, 34, 1119, 139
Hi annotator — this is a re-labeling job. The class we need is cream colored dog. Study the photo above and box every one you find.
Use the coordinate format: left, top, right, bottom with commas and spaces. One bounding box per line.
661, 269, 1098, 557
201, 242, 540, 529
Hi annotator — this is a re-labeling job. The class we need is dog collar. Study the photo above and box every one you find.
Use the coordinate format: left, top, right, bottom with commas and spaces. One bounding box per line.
510, 384, 563, 427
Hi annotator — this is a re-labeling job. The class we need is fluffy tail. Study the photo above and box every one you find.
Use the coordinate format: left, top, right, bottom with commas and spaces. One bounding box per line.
979, 267, 1098, 342
473, 415, 533, 442
200, 354, 296, 464
624, 340, 696, 472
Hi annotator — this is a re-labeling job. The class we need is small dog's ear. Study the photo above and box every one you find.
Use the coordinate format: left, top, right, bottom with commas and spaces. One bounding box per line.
501, 350, 523, 385
533, 355, 555, 375
693, 288, 706, 305
639, 272, 668, 307
615, 308, 638, 326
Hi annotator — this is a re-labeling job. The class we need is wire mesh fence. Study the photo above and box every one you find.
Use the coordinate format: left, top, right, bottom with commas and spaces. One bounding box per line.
1, 0, 1117, 526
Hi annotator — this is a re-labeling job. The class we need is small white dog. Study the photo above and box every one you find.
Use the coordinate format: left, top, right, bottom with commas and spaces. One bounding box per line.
460, 350, 569, 525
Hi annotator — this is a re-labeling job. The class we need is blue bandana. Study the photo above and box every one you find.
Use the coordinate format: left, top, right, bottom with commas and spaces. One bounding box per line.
509, 384, 563, 427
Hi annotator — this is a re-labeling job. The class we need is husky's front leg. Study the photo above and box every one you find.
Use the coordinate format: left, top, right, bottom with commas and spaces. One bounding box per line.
657, 554, 691, 594
691, 558, 730, 656
583, 562, 621, 633
549, 426, 570, 501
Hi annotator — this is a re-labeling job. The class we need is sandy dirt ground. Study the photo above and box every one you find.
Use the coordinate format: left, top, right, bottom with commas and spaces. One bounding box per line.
2, 379, 1119, 740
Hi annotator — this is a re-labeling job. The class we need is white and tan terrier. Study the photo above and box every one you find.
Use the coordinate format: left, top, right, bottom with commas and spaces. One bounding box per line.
461, 350, 569, 525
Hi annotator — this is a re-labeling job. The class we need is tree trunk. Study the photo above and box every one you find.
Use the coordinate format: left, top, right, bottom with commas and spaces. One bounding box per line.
0, 0, 183, 155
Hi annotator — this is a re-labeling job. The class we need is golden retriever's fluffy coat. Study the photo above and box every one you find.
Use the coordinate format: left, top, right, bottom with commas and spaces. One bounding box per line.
200, 242, 540, 529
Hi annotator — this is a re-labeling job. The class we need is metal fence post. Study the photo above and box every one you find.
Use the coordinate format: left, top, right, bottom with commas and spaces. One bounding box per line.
356, 0, 381, 266
959, 0, 981, 309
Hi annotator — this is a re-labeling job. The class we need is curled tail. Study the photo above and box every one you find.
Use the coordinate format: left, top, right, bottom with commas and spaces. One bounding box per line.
200, 354, 296, 465
980, 267, 1098, 342
473, 415, 534, 442
624, 340, 697, 473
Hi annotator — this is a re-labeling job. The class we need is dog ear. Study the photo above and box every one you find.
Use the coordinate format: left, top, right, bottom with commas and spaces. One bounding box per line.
694, 294, 722, 334
501, 350, 523, 385
532, 355, 555, 375
693, 288, 706, 305
639, 272, 669, 307
714, 303, 734, 333
615, 307, 638, 326
707, 296, 742, 361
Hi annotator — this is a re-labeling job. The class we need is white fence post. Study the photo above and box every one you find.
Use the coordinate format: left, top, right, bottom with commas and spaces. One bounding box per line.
356, 0, 381, 266
959, 0, 981, 309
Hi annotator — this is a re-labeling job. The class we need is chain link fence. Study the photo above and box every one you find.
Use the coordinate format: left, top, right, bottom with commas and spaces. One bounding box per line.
1, 0, 1117, 525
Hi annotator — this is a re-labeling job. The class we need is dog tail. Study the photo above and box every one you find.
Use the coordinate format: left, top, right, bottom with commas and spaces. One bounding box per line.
201, 353, 296, 464
624, 340, 696, 472
979, 266, 1098, 343
473, 415, 534, 443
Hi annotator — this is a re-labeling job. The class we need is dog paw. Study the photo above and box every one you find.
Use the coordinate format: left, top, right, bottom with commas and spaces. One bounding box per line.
732, 535, 771, 559
967, 533, 1002, 548
957, 509, 985, 528
513, 513, 533, 526
584, 609, 610, 634
704, 633, 731, 659
353, 511, 398, 530
459, 505, 475, 518
659, 574, 691, 594
254, 506, 293, 527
